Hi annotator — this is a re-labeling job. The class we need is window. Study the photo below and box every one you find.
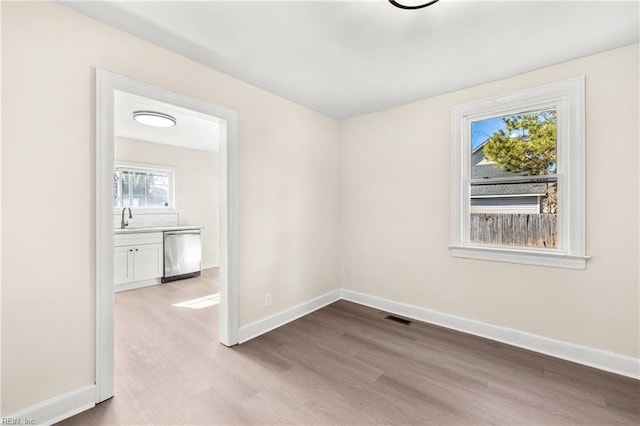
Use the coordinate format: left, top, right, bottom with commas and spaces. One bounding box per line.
450, 77, 587, 269
113, 162, 175, 210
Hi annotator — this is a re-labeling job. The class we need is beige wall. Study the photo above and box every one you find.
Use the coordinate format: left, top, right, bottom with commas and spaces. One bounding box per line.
2, 0, 638, 418
340, 44, 639, 358
115, 137, 220, 268
1, 2, 340, 414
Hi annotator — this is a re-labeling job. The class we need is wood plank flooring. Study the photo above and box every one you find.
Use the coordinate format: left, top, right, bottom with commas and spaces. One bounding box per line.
59, 270, 639, 425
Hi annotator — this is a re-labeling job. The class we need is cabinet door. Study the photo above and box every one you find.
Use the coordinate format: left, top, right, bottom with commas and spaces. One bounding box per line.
114, 245, 134, 285
133, 243, 164, 282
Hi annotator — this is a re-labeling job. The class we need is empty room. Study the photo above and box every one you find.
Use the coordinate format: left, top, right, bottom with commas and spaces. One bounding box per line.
1, 1, 639, 425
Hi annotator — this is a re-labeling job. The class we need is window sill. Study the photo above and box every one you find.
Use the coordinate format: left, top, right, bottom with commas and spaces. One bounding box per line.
113, 208, 176, 214
449, 245, 588, 269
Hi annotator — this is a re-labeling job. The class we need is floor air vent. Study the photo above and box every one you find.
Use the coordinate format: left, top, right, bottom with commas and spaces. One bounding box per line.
385, 315, 413, 326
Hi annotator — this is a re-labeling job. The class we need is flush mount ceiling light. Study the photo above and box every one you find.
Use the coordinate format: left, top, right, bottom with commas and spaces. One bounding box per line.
132, 110, 177, 128
389, 0, 440, 9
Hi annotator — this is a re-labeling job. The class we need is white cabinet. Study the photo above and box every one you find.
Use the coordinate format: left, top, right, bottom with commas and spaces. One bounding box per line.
114, 232, 163, 291
132, 243, 163, 281
114, 246, 134, 285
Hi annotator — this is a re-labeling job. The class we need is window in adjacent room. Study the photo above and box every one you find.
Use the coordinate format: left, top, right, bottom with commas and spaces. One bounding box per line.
113, 162, 175, 210
450, 77, 587, 269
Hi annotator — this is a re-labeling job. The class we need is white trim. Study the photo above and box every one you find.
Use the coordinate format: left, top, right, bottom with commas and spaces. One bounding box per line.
202, 262, 220, 270
115, 160, 177, 173
95, 69, 239, 404
15, 287, 637, 425
114, 277, 161, 293
451, 77, 586, 269
238, 289, 342, 343
95, 68, 114, 404
450, 245, 588, 269
470, 193, 544, 199
113, 208, 177, 214
341, 289, 639, 380
4, 385, 96, 426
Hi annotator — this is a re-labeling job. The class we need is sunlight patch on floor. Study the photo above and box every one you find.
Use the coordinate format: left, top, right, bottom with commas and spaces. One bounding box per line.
173, 293, 220, 309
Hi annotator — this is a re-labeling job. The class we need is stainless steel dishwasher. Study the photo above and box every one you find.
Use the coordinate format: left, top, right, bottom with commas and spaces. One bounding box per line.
162, 229, 202, 282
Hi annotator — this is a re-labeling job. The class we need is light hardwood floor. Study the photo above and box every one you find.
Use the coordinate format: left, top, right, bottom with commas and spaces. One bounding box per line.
59, 270, 639, 425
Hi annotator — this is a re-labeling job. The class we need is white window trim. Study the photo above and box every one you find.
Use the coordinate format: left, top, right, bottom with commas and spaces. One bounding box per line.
113, 161, 176, 212
450, 77, 588, 269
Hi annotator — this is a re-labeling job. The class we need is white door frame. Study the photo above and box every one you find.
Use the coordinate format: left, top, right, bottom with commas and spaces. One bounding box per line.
95, 69, 239, 403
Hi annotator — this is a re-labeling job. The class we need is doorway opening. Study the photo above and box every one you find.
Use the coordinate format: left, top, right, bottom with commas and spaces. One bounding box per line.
95, 69, 239, 403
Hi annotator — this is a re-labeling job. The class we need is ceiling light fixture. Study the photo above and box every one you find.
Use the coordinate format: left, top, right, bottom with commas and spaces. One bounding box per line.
132, 111, 177, 128
389, 0, 440, 10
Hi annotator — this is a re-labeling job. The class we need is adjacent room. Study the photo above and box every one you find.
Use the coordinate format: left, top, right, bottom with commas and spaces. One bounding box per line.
1, 1, 638, 425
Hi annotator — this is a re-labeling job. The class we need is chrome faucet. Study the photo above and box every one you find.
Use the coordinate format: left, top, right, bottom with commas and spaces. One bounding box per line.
121, 207, 132, 229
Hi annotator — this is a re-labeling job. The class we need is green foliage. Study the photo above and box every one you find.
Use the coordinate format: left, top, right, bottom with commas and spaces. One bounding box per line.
483, 110, 557, 175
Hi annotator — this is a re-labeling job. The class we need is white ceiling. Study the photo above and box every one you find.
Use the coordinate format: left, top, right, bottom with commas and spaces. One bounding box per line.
65, 1, 639, 120
115, 90, 221, 151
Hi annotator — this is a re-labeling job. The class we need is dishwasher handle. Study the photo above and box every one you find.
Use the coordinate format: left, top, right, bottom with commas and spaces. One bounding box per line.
164, 230, 201, 236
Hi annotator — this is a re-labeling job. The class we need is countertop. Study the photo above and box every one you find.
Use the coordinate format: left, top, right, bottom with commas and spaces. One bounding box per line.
114, 225, 204, 235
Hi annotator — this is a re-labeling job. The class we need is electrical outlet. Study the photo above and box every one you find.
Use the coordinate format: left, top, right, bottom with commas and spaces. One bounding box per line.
265, 292, 272, 306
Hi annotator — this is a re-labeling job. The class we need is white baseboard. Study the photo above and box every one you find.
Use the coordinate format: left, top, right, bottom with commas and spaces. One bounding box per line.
114, 278, 161, 293
342, 289, 639, 379
15, 289, 635, 425
4, 384, 96, 426
202, 263, 219, 270
238, 289, 342, 343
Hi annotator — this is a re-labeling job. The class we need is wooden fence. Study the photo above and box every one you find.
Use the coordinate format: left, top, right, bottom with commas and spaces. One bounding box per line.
470, 213, 558, 248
